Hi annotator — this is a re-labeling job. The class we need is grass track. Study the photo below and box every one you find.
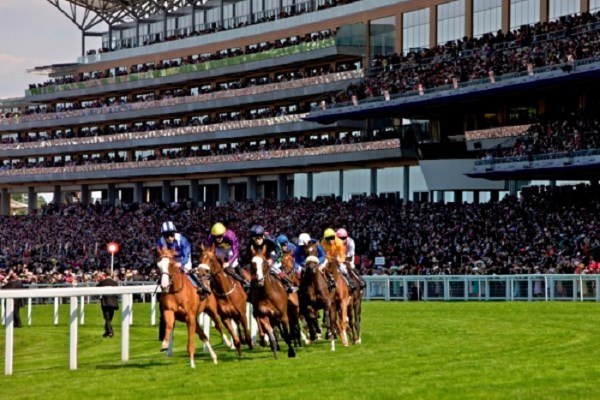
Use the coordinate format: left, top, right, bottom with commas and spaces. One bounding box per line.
1, 301, 599, 399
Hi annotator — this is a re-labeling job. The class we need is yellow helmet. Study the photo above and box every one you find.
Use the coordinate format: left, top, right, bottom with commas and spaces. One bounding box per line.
211, 222, 226, 236
323, 228, 336, 239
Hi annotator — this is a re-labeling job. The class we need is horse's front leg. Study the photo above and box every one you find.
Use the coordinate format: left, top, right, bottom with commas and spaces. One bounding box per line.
185, 312, 197, 368
279, 316, 296, 358
238, 310, 254, 351
194, 314, 218, 365
222, 317, 243, 358
339, 299, 349, 347
161, 310, 175, 354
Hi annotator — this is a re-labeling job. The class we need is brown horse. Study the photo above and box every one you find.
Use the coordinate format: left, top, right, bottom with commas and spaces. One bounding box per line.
281, 251, 305, 347
156, 248, 217, 367
345, 258, 363, 344
198, 243, 254, 358
298, 242, 336, 348
250, 247, 296, 358
324, 254, 350, 348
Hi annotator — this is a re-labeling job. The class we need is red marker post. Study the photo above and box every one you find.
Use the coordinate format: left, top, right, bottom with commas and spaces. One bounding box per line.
106, 242, 120, 276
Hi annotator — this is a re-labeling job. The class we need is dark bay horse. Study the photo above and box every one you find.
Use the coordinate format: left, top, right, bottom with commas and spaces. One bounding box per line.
250, 247, 296, 358
198, 243, 253, 358
298, 242, 335, 349
156, 248, 217, 367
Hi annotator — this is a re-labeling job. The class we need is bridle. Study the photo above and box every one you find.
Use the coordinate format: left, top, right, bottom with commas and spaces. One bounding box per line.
157, 255, 184, 294
199, 251, 237, 298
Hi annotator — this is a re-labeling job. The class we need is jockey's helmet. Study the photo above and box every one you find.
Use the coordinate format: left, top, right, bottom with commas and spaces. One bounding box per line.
211, 222, 226, 236
161, 221, 177, 234
323, 228, 336, 239
298, 233, 311, 246
277, 234, 289, 245
336, 228, 348, 239
250, 225, 265, 236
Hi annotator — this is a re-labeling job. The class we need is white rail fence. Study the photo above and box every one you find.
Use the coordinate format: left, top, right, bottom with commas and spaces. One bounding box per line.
362, 274, 600, 302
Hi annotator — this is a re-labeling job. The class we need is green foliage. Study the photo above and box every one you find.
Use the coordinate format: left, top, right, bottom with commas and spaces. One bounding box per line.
1, 302, 599, 399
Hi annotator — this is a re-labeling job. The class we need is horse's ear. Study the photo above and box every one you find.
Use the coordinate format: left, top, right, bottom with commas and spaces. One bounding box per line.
199, 242, 205, 253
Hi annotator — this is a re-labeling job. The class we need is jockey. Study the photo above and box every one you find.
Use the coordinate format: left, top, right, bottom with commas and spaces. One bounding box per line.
246, 225, 297, 293
293, 232, 326, 275
156, 221, 210, 295
276, 234, 294, 259
321, 228, 355, 290
207, 222, 250, 289
336, 228, 366, 289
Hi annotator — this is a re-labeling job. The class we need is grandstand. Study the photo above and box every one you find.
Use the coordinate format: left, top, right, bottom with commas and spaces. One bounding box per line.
0, 0, 598, 215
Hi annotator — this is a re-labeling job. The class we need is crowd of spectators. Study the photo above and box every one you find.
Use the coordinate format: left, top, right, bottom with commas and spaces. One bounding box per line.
332, 11, 600, 105
0, 183, 598, 287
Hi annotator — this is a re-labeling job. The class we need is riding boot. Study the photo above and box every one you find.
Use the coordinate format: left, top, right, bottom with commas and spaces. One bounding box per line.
189, 271, 211, 296
342, 271, 357, 291
325, 271, 336, 290
351, 268, 367, 289
278, 272, 298, 293
226, 267, 250, 289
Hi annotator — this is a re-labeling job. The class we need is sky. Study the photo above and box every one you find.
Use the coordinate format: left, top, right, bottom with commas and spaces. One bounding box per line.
0, 0, 103, 99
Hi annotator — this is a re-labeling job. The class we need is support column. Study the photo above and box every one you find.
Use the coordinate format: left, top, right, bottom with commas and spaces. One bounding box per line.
490, 190, 499, 202
53, 185, 62, 204
246, 176, 257, 201
403, 166, 410, 203
107, 183, 116, 207
1, 188, 9, 216
81, 184, 90, 205
338, 170, 344, 200
473, 190, 480, 204
162, 181, 172, 204
277, 174, 286, 201
508, 180, 518, 196
370, 168, 378, 196
190, 180, 199, 205
454, 190, 463, 204
134, 182, 144, 204
219, 178, 229, 205
306, 173, 313, 200
435, 191, 444, 203
28, 187, 36, 213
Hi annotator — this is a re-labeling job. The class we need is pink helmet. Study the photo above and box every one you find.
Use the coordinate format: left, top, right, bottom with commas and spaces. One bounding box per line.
336, 228, 348, 238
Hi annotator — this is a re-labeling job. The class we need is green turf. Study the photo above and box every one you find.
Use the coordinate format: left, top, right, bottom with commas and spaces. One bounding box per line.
0, 301, 598, 399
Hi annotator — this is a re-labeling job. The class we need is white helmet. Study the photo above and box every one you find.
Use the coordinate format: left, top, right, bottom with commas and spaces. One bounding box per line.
161, 221, 177, 234
298, 233, 311, 246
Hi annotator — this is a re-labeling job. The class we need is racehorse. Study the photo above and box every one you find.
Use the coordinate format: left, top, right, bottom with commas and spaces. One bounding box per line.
281, 251, 305, 347
324, 254, 350, 348
250, 247, 296, 358
198, 243, 254, 358
298, 242, 336, 349
156, 248, 218, 367
345, 258, 363, 344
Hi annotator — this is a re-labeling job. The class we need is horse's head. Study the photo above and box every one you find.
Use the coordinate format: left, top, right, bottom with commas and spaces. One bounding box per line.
304, 242, 319, 258
156, 247, 177, 291
281, 252, 294, 275
198, 242, 222, 275
250, 245, 269, 287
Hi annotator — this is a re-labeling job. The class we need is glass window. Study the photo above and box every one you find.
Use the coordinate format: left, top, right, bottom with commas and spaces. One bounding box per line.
591, 0, 600, 13
403, 7, 430, 54
370, 16, 396, 56
549, 0, 580, 21
437, 0, 464, 45
473, 0, 501, 37
510, 0, 540, 30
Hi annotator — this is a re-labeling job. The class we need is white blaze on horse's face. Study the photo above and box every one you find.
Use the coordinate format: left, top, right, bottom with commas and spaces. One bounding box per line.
252, 256, 265, 284
157, 257, 170, 290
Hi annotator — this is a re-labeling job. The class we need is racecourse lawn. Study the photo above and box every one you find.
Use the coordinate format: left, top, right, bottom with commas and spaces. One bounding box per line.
0, 301, 598, 400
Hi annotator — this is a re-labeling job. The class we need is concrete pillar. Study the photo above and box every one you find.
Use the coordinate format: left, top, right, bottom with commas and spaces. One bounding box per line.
370, 168, 377, 196
81, 184, 90, 205
190, 180, 199, 204
473, 190, 480, 204
508, 180, 518, 196
277, 174, 286, 201
134, 182, 144, 204
490, 190, 500, 202
435, 191, 444, 203
247, 176, 257, 201
162, 181, 172, 204
549, 180, 557, 188
107, 183, 117, 206
53, 185, 62, 204
454, 190, 463, 204
338, 170, 344, 199
1, 188, 9, 216
403, 166, 410, 203
28, 187, 36, 213
219, 178, 229, 205
306, 173, 313, 200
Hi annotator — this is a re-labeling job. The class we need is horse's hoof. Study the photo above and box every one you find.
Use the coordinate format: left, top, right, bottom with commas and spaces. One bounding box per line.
160, 347, 168, 352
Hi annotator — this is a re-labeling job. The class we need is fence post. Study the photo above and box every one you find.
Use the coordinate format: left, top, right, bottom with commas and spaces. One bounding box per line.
4, 298, 14, 375
69, 296, 78, 370
121, 294, 132, 362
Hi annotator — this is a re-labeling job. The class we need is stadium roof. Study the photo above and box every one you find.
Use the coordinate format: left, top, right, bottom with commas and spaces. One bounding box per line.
46, 0, 217, 31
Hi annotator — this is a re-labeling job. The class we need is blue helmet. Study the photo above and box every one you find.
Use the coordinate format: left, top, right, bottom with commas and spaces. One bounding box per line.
276, 234, 289, 245
161, 221, 177, 234
286, 243, 296, 253
250, 225, 265, 236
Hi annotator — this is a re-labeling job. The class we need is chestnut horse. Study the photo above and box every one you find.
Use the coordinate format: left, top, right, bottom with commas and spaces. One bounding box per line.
298, 242, 336, 349
345, 258, 363, 344
324, 254, 350, 349
198, 243, 254, 358
156, 248, 218, 367
250, 247, 296, 358
281, 251, 305, 347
